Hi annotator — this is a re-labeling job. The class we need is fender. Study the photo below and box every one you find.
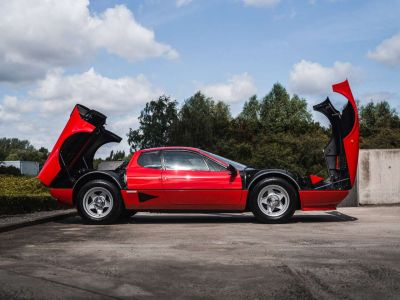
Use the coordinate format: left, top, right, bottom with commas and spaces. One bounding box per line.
72, 170, 125, 202
246, 169, 300, 190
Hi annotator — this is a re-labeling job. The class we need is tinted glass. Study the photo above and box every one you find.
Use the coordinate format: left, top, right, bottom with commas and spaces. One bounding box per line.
137, 151, 162, 169
163, 151, 209, 171
202, 150, 247, 170
204, 157, 226, 171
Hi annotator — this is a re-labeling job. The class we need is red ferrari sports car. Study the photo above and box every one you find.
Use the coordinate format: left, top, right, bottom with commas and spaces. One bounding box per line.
38, 80, 359, 224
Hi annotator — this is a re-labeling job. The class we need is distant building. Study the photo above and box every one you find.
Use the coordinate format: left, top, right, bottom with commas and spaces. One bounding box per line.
1, 161, 40, 176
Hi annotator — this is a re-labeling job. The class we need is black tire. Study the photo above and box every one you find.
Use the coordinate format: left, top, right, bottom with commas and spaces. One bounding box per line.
76, 179, 124, 224
122, 209, 137, 219
249, 177, 297, 223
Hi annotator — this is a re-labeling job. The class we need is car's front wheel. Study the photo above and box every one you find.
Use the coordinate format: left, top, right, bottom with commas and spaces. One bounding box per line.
249, 177, 297, 223
77, 180, 123, 224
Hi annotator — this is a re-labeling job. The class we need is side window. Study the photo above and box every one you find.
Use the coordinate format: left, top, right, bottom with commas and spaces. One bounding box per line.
163, 151, 209, 171
137, 151, 162, 169
204, 157, 226, 171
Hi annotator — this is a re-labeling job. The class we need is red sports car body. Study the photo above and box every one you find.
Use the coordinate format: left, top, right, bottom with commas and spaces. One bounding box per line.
38, 80, 359, 223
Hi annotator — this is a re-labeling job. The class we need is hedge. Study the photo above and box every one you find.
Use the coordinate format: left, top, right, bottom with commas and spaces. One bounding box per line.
0, 165, 21, 175
0, 174, 48, 196
0, 195, 69, 215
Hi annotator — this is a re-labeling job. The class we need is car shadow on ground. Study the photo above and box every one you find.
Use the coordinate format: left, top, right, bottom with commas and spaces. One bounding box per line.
57, 211, 357, 225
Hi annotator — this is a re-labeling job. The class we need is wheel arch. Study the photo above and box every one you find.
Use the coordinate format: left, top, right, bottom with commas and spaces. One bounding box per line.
72, 171, 124, 205
246, 171, 301, 210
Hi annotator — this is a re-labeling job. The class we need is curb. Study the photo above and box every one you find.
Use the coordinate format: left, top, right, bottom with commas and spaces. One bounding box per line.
0, 210, 77, 233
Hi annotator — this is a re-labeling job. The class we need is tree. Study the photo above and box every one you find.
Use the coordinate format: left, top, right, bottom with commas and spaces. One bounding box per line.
170, 92, 232, 153
0, 138, 49, 163
127, 96, 178, 152
260, 83, 312, 134
106, 150, 126, 161
359, 101, 400, 148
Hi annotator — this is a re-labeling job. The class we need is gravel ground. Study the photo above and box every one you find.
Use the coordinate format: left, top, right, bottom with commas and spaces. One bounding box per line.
0, 206, 399, 299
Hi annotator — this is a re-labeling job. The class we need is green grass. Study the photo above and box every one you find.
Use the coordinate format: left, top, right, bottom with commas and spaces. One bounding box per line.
0, 175, 67, 215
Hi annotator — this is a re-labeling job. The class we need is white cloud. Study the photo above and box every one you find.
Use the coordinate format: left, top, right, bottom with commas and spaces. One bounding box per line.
0, 106, 20, 123
176, 0, 193, 7
199, 73, 257, 103
243, 0, 281, 7
0, 0, 178, 82
367, 34, 400, 67
362, 91, 396, 102
289, 60, 361, 95
27, 68, 161, 115
0, 68, 162, 153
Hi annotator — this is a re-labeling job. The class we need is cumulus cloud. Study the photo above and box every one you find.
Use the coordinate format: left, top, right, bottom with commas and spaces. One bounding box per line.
243, 0, 281, 7
28, 68, 161, 115
0, 0, 178, 82
0, 68, 162, 152
289, 60, 361, 95
367, 34, 400, 67
176, 0, 193, 7
362, 91, 396, 102
199, 73, 257, 103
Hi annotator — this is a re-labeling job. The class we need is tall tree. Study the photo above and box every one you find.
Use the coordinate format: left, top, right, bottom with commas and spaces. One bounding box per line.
106, 150, 126, 161
127, 96, 178, 152
170, 92, 232, 153
0, 138, 49, 163
359, 101, 400, 148
260, 83, 312, 134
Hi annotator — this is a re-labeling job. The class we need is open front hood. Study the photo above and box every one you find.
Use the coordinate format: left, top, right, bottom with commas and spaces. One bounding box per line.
313, 80, 359, 189
38, 104, 121, 187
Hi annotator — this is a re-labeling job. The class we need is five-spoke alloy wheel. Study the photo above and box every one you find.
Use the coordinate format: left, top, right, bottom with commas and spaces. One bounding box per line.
77, 180, 123, 224
250, 177, 297, 223
82, 187, 114, 219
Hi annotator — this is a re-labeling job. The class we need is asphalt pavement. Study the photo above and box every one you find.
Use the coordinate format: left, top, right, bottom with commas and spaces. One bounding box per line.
0, 207, 399, 299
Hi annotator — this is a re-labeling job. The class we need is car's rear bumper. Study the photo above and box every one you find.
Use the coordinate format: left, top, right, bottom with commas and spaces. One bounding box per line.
50, 188, 74, 206
299, 190, 349, 210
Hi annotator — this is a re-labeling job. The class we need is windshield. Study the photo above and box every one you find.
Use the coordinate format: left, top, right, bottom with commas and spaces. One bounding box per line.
202, 151, 247, 171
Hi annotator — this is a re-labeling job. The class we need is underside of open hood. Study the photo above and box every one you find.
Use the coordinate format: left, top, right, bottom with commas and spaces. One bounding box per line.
38, 104, 121, 187
313, 80, 359, 190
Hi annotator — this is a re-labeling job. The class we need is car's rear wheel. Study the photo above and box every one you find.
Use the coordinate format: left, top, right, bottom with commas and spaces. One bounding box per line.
77, 180, 123, 224
249, 177, 297, 223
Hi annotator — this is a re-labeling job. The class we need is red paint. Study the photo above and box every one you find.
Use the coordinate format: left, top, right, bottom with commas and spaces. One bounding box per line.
124, 148, 244, 210
301, 206, 337, 211
121, 189, 248, 211
309, 175, 324, 185
50, 188, 73, 206
299, 190, 349, 210
332, 80, 359, 187
38, 106, 95, 186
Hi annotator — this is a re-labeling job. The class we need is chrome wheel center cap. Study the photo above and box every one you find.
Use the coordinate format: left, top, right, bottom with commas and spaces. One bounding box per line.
94, 196, 105, 208
268, 194, 280, 208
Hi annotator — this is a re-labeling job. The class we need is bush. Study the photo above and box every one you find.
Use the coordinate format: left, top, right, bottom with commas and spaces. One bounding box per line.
0, 195, 67, 215
0, 165, 21, 175
0, 175, 69, 215
0, 175, 48, 196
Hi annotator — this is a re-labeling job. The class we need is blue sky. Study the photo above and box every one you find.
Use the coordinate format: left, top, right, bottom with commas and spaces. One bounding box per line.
0, 0, 399, 155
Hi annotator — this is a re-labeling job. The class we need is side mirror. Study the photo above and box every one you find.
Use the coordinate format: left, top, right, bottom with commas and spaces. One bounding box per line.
227, 164, 237, 175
